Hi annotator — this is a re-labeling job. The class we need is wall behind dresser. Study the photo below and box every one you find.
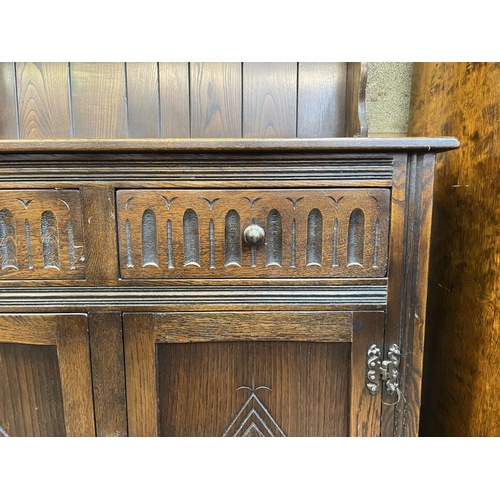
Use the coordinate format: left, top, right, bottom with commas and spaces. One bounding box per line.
0, 62, 367, 140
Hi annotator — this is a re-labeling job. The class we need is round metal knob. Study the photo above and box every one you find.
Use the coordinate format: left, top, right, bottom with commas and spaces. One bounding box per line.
243, 224, 265, 246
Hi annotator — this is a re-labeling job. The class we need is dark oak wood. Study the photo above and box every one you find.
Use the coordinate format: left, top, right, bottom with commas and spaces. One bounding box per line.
116, 188, 390, 279
0, 189, 85, 280
158, 62, 190, 138
154, 311, 353, 343
125, 62, 160, 138
298, 62, 347, 138
0, 313, 94, 436
408, 62, 500, 436
0, 62, 19, 139
81, 186, 119, 285
70, 63, 127, 139
350, 311, 384, 437
0, 60, 458, 438
89, 313, 127, 436
157, 341, 350, 437
0, 343, 66, 437
243, 63, 297, 138
0, 138, 458, 437
16, 63, 72, 140
123, 313, 156, 437
55, 314, 95, 436
190, 63, 242, 138
384, 153, 438, 436
0, 137, 459, 152
124, 311, 351, 437
0, 62, 369, 139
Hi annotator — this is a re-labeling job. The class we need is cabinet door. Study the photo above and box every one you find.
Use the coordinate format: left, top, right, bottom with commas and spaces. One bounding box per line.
0, 314, 95, 437
124, 311, 385, 437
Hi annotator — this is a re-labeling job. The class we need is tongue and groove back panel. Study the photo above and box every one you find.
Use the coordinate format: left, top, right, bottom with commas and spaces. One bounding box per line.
0, 63, 367, 140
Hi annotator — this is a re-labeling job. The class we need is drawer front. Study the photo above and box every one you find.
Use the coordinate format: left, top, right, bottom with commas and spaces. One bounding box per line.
116, 188, 390, 279
0, 190, 85, 280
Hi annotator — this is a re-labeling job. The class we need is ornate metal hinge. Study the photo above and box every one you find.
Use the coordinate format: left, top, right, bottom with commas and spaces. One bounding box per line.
366, 344, 401, 395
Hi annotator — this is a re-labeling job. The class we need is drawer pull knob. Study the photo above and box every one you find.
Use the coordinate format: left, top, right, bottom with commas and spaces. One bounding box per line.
243, 224, 265, 246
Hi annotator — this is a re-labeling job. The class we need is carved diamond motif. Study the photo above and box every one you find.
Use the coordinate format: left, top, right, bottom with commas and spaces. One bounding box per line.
222, 379, 286, 437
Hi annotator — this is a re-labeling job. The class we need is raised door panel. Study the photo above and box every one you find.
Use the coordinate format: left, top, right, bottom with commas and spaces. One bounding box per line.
0, 314, 94, 437
123, 311, 384, 437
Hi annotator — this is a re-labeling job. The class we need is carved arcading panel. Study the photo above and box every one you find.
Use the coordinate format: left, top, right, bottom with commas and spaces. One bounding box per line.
0, 190, 85, 279
116, 189, 390, 279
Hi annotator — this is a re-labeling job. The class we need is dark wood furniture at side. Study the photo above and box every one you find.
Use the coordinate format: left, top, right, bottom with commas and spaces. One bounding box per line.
0, 137, 458, 437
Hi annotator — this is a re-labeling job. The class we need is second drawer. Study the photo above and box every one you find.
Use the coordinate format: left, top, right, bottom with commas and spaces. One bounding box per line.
116, 188, 390, 279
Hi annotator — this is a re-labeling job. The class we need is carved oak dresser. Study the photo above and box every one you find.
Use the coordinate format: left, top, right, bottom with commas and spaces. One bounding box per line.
0, 137, 458, 437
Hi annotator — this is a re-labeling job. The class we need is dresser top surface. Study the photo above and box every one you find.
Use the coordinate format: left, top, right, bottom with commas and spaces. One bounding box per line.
0, 137, 460, 154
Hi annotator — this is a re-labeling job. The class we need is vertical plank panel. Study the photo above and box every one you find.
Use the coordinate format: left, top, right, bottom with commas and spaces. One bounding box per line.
243, 62, 297, 138
56, 314, 95, 437
350, 311, 384, 437
125, 62, 160, 138
16, 62, 72, 139
298, 62, 347, 137
0, 62, 19, 139
158, 62, 190, 137
70, 62, 127, 138
123, 314, 158, 436
0, 344, 66, 437
89, 313, 127, 436
190, 62, 242, 138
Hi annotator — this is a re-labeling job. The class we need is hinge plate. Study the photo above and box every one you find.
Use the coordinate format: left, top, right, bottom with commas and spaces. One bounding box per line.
366, 343, 401, 395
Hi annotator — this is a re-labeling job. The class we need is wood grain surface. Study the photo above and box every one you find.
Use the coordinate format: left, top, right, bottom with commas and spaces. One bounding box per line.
16, 63, 72, 139
0, 54, 460, 442
190, 63, 242, 138
125, 62, 160, 138
381, 152, 438, 436
0, 62, 19, 139
124, 311, 353, 437
123, 313, 157, 436
154, 311, 353, 342
56, 314, 95, 436
0, 189, 85, 280
70, 62, 127, 138
158, 62, 190, 138
89, 312, 127, 436
243, 63, 297, 138
157, 341, 350, 437
81, 186, 118, 285
0, 137, 459, 152
298, 62, 347, 137
0, 343, 66, 437
0, 62, 369, 139
0, 314, 58, 345
408, 62, 500, 436
350, 311, 384, 436
116, 188, 391, 279
0, 313, 92, 436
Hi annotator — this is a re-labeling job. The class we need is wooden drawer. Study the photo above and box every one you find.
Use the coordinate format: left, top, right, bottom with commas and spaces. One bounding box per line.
116, 188, 390, 279
0, 190, 85, 280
